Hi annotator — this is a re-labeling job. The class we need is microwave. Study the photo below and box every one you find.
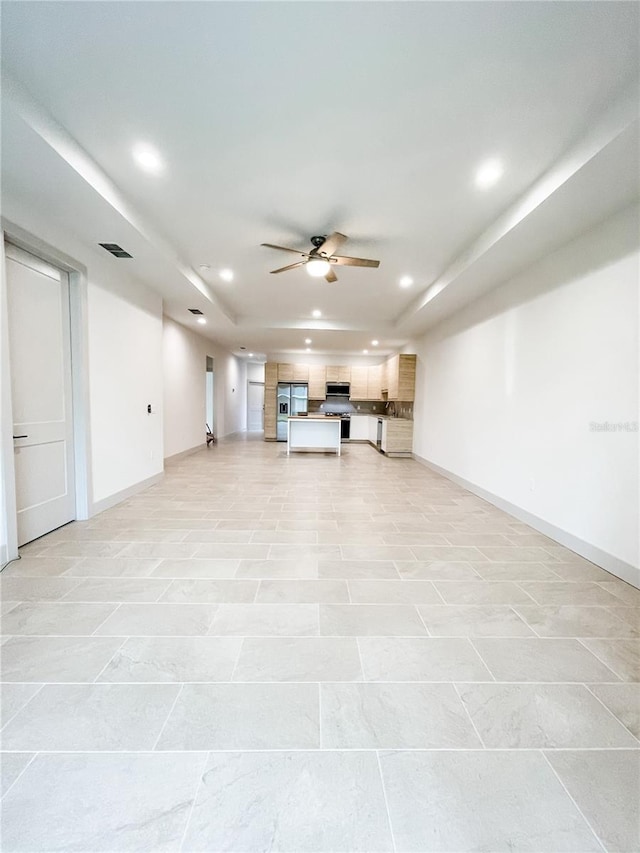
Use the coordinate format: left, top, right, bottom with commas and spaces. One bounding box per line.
326, 382, 350, 397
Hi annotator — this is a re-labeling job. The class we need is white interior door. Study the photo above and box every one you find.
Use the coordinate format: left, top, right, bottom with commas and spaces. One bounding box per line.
6, 244, 75, 546
247, 382, 265, 431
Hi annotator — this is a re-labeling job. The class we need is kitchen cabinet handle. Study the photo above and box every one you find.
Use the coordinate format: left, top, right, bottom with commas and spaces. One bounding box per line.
13, 435, 28, 439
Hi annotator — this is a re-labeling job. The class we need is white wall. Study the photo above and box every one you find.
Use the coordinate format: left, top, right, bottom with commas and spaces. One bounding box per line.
162, 316, 247, 458
1, 207, 165, 522
0, 237, 18, 564
88, 278, 163, 503
412, 205, 639, 581
247, 361, 265, 383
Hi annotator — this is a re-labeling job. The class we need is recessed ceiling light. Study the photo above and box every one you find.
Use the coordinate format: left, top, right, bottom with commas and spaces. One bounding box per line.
306, 347, 312, 352
248, 352, 254, 357
475, 158, 504, 189
363, 349, 369, 354
312, 309, 322, 319
197, 317, 207, 325
371, 340, 379, 346
132, 143, 164, 174
399, 276, 413, 288
305, 338, 312, 345
219, 268, 234, 282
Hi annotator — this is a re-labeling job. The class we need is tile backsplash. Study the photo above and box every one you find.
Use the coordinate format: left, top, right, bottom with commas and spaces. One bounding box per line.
308, 399, 413, 419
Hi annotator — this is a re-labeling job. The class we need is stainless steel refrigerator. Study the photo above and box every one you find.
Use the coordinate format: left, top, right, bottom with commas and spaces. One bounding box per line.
277, 383, 309, 441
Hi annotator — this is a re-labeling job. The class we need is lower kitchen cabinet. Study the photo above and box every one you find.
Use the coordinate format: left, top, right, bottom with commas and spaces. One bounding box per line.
382, 419, 414, 455
349, 415, 370, 441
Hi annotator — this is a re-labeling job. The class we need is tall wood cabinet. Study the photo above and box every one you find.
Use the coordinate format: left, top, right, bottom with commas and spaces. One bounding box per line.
264, 362, 278, 440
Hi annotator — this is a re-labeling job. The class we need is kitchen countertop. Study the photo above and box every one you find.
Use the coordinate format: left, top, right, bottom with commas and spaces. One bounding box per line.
288, 413, 413, 421
288, 414, 341, 419
351, 414, 412, 421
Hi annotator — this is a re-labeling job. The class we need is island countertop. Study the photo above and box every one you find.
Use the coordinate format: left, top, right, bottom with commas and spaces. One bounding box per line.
288, 414, 340, 419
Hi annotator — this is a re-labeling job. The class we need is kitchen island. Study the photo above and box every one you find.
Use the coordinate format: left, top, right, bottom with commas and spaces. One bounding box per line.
287, 415, 341, 456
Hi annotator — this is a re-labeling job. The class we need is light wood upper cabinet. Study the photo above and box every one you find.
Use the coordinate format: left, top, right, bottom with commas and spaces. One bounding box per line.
308, 365, 326, 399
337, 366, 351, 383
383, 354, 416, 401
350, 366, 368, 400
397, 354, 416, 401
277, 363, 294, 381
325, 366, 339, 382
385, 355, 399, 398
366, 364, 382, 400
380, 358, 389, 392
293, 363, 309, 382
377, 355, 416, 400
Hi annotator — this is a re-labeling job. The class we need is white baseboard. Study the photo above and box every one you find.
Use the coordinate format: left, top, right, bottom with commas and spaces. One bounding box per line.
90, 472, 164, 517
413, 453, 640, 590
164, 443, 206, 464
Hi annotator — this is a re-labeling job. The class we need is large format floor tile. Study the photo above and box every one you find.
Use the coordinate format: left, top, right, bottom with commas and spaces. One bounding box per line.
458, 682, 638, 747
0, 683, 43, 726
158, 578, 258, 602
580, 638, 640, 681
94, 602, 217, 635
1, 635, 124, 682
182, 751, 393, 852
547, 750, 640, 853
418, 604, 534, 637
319, 603, 426, 635
588, 682, 640, 738
156, 683, 320, 750
233, 637, 363, 681
1, 753, 34, 797
0, 683, 180, 750
380, 750, 602, 852
97, 636, 242, 682
3, 438, 637, 852
472, 637, 621, 681
256, 579, 349, 603
321, 682, 481, 748
514, 604, 640, 637
358, 637, 493, 681
208, 603, 319, 635
0, 601, 117, 635
0, 752, 205, 851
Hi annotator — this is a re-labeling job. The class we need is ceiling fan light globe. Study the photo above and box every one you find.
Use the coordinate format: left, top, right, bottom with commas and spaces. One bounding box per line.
306, 259, 331, 277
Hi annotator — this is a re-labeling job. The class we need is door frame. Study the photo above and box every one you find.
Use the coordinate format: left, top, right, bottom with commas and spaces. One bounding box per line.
1, 220, 93, 566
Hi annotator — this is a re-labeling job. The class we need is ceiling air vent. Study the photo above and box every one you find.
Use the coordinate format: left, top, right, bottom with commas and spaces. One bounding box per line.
99, 243, 133, 258
188, 308, 204, 315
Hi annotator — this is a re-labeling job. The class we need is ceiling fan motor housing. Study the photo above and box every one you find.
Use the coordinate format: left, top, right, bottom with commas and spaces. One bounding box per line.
310, 235, 327, 250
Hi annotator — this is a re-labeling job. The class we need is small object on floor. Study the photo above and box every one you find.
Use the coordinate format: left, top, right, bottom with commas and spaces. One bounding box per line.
206, 424, 215, 446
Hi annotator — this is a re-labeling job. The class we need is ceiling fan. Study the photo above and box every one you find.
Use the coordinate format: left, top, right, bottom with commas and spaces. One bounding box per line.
261, 232, 380, 283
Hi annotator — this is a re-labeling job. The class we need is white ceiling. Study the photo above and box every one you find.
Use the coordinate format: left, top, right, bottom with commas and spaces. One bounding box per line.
1, 1, 638, 360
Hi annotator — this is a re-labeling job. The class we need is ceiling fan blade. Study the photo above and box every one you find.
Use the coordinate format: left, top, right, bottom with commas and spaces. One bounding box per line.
331, 255, 380, 268
261, 243, 311, 257
270, 261, 305, 274
325, 268, 338, 283
313, 231, 348, 257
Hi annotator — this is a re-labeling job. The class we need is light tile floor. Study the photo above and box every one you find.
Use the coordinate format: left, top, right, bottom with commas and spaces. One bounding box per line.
1, 435, 638, 852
